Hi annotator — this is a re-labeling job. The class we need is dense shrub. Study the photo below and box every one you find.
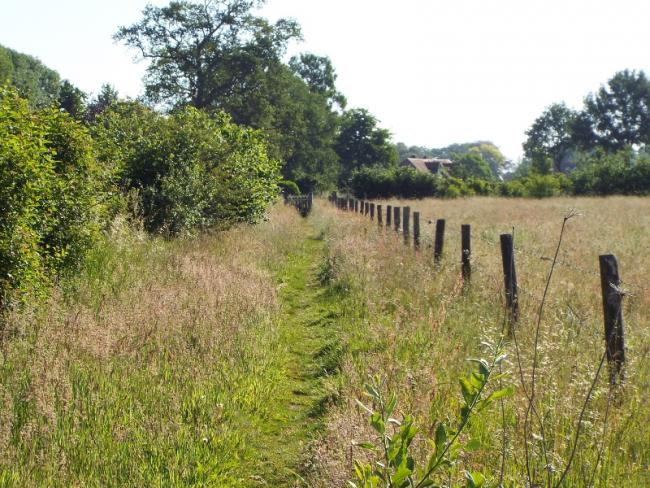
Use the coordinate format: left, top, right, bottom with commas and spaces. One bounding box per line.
92, 102, 280, 236
350, 166, 444, 198
0, 86, 104, 307
571, 149, 650, 195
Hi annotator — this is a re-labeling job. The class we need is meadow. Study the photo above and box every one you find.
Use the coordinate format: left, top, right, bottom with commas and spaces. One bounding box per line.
0, 196, 649, 487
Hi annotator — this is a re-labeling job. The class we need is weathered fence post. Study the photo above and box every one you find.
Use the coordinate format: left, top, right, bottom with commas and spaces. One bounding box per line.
500, 233, 519, 325
370, 203, 375, 221
461, 224, 471, 282
377, 205, 383, 226
394, 206, 401, 233
308, 192, 313, 210
434, 219, 446, 263
403, 206, 410, 244
355, 199, 359, 213
599, 254, 626, 385
413, 212, 420, 249
364, 201, 369, 216
386, 205, 392, 228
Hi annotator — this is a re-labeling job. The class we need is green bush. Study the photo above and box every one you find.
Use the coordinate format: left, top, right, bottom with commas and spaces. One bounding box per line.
279, 180, 301, 196
0, 86, 104, 308
92, 103, 280, 236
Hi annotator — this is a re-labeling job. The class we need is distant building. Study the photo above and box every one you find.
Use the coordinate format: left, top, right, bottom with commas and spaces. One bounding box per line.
400, 157, 453, 175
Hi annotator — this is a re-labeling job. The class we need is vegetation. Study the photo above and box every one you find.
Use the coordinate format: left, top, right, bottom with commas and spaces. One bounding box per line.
2, 1, 650, 485
0, 86, 104, 309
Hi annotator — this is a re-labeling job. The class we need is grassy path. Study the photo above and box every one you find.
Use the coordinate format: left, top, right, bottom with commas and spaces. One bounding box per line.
247, 221, 343, 486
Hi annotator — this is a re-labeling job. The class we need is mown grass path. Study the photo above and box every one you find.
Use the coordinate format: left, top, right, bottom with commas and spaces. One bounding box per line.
247, 221, 343, 486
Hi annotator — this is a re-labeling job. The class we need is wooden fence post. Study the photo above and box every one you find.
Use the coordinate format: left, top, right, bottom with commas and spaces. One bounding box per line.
599, 254, 626, 385
354, 200, 359, 213
370, 203, 375, 221
403, 206, 410, 244
377, 205, 383, 226
413, 212, 420, 249
364, 201, 369, 216
434, 219, 446, 263
332, 191, 337, 205
386, 205, 392, 228
461, 224, 471, 282
500, 234, 519, 325
394, 206, 401, 233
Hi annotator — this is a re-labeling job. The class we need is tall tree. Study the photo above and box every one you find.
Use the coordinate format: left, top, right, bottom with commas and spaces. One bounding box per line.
114, 0, 301, 112
523, 103, 577, 173
335, 108, 398, 185
86, 84, 119, 122
0, 44, 60, 107
289, 53, 346, 109
58, 80, 87, 121
581, 70, 650, 151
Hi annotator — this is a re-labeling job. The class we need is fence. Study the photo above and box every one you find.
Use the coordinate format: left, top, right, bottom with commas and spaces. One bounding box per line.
284, 192, 313, 216
328, 191, 629, 387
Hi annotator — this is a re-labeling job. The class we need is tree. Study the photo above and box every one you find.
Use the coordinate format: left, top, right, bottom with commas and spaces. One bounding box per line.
0, 44, 60, 108
335, 108, 398, 185
114, 0, 301, 112
452, 151, 494, 180
523, 103, 577, 173
58, 80, 87, 121
86, 83, 119, 122
468, 143, 506, 176
289, 53, 346, 109
581, 70, 650, 151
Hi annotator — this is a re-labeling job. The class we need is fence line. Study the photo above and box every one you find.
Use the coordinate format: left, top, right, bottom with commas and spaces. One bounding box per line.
327, 192, 638, 388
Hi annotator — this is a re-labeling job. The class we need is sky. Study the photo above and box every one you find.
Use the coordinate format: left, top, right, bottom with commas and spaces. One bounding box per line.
3, 0, 650, 161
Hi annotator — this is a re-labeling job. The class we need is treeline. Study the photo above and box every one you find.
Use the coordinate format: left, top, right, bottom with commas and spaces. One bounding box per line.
351, 151, 650, 199
354, 69, 650, 199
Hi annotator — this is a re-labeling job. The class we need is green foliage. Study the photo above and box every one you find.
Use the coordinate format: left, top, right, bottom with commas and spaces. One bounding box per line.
58, 79, 87, 121
115, 0, 301, 111
279, 180, 301, 195
523, 103, 577, 173
451, 152, 494, 180
582, 70, 650, 151
571, 148, 650, 195
92, 101, 280, 235
0, 44, 61, 108
396, 142, 506, 178
351, 343, 512, 488
336, 108, 398, 185
0, 86, 104, 308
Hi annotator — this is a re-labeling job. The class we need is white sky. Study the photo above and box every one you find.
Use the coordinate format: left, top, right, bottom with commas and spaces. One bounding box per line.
3, 0, 650, 161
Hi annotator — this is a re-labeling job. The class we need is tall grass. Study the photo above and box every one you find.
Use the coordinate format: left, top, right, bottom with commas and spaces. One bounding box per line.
0, 205, 307, 486
306, 196, 650, 487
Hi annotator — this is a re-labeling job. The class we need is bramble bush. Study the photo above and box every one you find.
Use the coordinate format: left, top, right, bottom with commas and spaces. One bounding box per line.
0, 85, 104, 308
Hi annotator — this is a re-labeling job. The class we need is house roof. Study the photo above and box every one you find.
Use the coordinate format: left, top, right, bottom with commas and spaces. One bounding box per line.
401, 157, 453, 174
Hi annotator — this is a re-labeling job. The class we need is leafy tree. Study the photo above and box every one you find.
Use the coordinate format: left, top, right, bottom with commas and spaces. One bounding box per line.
114, 0, 301, 112
0, 44, 60, 107
452, 151, 494, 180
581, 70, 650, 151
86, 83, 119, 122
58, 79, 87, 121
523, 102, 578, 173
289, 53, 346, 109
336, 108, 398, 185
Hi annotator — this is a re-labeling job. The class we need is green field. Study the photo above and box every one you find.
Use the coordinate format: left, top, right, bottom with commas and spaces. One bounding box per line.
1, 197, 649, 487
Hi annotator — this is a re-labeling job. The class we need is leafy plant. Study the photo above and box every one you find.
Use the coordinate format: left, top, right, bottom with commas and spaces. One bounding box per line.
351, 340, 513, 488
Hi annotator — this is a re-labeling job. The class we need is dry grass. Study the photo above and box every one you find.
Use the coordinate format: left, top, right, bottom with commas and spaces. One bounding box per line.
0, 204, 308, 486
306, 196, 650, 487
